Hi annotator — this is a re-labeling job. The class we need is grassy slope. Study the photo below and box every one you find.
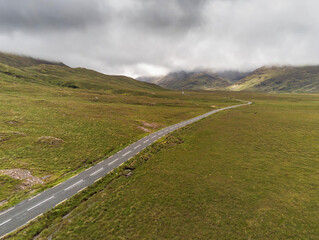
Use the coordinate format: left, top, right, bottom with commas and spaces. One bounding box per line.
0, 54, 238, 211
229, 66, 319, 93
8, 92, 319, 239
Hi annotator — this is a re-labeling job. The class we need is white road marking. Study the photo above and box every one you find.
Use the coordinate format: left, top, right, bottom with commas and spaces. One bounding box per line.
27, 196, 54, 211
64, 180, 84, 191
94, 177, 102, 183
108, 158, 119, 165
122, 151, 131, 157
151, 135, 157, 139
0, 219, 11, 226
28, 193, 41, 201
69, 175, 76, 180
77, 186, 87, 194
134, 144, 141, 149
90, 168, 104, 176
143, 139, 149, 143
0, 207, 14, 216
24, 213, 43, 228
55, 198, 68, 207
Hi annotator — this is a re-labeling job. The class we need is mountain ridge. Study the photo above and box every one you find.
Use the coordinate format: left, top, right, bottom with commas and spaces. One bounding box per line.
138, 66, 319, 93
0, 51, 67, 68
229, 65, 319, 93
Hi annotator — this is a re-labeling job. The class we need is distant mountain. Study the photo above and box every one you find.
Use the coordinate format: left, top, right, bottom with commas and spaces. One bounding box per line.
228, 65, 319, 93
5, 51, 318, 93
217, 70, 251, 83
139, 71, 231, 90
0, 52, 66, 68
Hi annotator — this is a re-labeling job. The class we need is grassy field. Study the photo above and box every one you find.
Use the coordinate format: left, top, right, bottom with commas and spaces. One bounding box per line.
7, 92, 319, 239
0, 55, 239, 211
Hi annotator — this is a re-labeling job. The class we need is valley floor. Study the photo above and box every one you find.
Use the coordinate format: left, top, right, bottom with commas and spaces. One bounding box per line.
7, 92, 319, 239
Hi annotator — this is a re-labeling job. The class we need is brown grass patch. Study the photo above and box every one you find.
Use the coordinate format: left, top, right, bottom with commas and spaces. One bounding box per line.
37, 136, 64, 146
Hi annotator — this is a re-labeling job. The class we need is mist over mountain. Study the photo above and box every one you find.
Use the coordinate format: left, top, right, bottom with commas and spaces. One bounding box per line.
136, 76, 160, 84
138, 70, 231, 90
137, 65, 319, 93
216, 70, 251, 83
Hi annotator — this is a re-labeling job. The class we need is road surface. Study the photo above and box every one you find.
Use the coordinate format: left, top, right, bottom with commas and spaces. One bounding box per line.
0, 101, 251, 238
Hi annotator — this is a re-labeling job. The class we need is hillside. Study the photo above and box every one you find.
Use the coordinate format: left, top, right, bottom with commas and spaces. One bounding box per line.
0, 52, 164, 94
148, 71, 232, 90
0, 52, 66, 68
229, 65, 319, 93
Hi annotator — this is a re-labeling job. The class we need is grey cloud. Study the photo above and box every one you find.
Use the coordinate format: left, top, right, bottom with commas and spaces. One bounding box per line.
0, 0, 107, 33
123, 0, 208, 35
0, 0, 319, 77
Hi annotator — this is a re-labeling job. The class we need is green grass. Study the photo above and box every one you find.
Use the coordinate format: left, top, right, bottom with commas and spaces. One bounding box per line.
0, 176, 21, 202
0, 57, 239, 211
7, 92, 319, 239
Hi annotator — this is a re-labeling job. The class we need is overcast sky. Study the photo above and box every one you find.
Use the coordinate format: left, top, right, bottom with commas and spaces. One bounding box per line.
0, 0, 318, 77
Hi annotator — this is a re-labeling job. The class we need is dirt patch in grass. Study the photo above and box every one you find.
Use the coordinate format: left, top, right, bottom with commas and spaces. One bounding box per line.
0, 200, 8, 207
0, 169, 43, 189
141, 121, 162, 129
4, 120, 24, 126
11, 132, 27, 136
137, 121, 163, 132
37, 136, 64, 146
137, 126, 152, 133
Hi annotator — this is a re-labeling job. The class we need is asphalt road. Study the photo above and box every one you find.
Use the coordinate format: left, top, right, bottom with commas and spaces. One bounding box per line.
0, 101, 251, 238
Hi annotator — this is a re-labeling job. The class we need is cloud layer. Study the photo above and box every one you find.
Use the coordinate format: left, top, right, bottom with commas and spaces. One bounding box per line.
0, 0, 318, 77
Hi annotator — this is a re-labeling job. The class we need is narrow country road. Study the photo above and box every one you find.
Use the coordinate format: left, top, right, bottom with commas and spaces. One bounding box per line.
0, 101, 252, 238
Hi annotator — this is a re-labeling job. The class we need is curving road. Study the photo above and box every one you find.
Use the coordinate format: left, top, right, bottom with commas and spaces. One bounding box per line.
0, 101, 251, 238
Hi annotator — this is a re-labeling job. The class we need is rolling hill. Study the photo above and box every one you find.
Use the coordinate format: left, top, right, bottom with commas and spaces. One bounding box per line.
228, 65, 319, 93
0, 52, 164, 94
